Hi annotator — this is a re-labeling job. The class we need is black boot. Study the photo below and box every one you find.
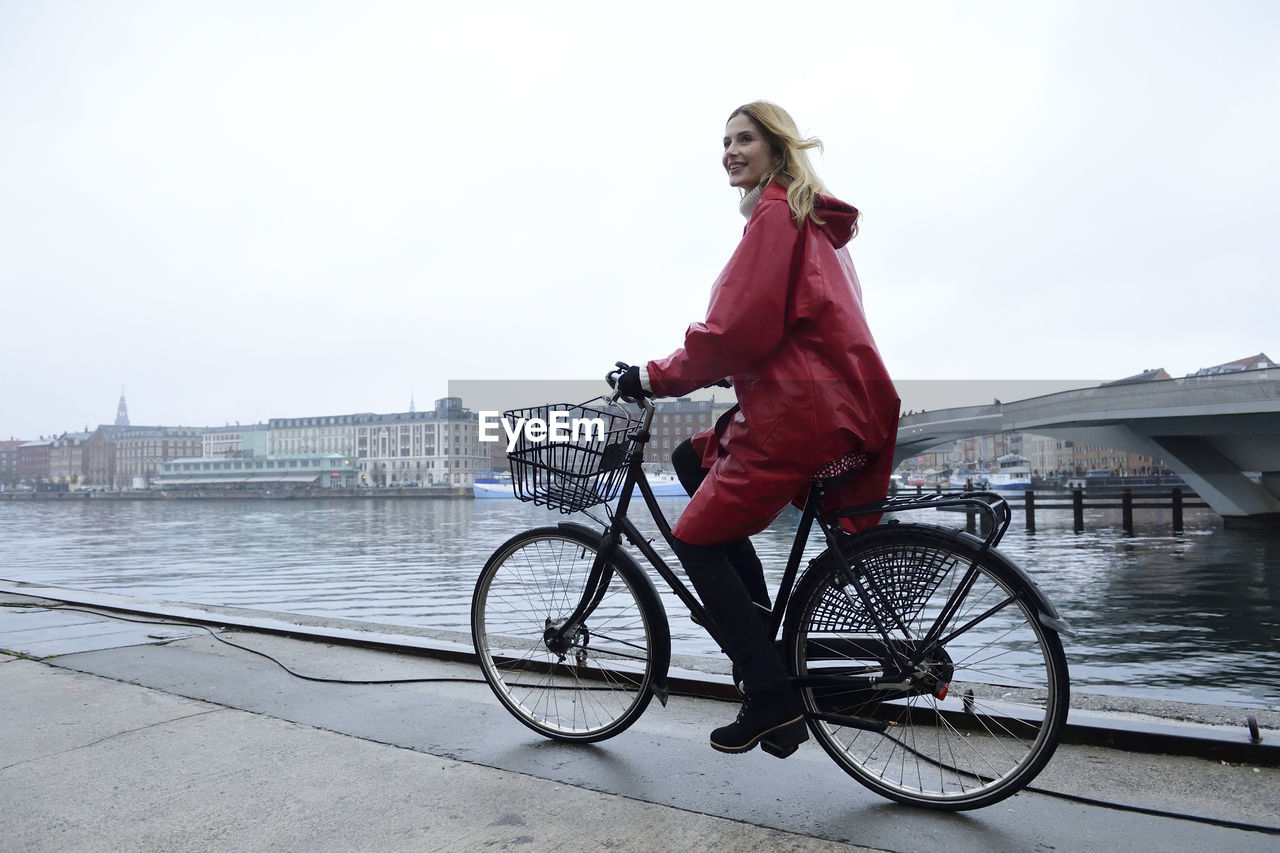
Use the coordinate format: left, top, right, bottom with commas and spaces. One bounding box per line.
710, 686, 807, 754
672, 536, 809, 755
724, 537, 770, 611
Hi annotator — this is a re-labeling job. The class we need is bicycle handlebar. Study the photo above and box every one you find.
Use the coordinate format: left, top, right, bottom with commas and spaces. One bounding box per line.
605, 362, 656, 435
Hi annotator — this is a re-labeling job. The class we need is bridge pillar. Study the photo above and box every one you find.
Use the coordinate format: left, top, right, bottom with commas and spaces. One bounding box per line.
1149, 436, 1280, 519
1262, 472, 1280, 502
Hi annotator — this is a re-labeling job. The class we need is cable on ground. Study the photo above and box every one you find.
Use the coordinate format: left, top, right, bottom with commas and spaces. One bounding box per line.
2, 600, 1277, 835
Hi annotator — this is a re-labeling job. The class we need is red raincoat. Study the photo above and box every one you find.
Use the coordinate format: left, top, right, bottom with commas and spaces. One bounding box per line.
647, 182, 900, 546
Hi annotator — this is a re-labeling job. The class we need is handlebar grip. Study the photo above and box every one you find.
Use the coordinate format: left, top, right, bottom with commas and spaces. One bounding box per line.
606, 361, 630, 390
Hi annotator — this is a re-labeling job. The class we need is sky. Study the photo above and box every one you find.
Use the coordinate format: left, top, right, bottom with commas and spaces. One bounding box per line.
2, 0, 1277, 440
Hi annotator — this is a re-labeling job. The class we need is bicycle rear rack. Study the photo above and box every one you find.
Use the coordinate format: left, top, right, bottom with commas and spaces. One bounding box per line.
834, 491, 1012, 549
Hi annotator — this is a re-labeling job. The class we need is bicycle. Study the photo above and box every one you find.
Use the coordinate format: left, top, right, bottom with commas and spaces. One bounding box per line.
470, 375, 1073, 811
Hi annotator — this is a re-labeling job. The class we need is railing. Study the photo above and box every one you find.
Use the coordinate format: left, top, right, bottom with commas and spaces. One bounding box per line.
913, 485, 1209, 534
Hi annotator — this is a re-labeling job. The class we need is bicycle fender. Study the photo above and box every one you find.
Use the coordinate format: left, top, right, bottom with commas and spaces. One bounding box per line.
954, 530, 1077, 639
556, 521, 674, 705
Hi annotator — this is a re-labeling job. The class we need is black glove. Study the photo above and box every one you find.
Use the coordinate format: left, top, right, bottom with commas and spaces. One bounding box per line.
617, 365, 650, 399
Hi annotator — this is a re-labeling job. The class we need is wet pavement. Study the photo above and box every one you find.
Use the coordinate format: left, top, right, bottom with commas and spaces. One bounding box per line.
2, 586, 1278, 852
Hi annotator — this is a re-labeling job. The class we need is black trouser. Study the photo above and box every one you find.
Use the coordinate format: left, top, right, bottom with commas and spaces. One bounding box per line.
670, 440, 787, 694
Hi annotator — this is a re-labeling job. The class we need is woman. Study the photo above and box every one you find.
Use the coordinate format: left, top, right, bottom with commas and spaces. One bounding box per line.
617, 101, 899, 755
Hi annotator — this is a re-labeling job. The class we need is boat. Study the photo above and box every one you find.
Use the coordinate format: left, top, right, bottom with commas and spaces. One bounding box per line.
640, 473, 687, 497
987, 455, 1031, 491
473, 472, 515, 499
948, 467, 988, 490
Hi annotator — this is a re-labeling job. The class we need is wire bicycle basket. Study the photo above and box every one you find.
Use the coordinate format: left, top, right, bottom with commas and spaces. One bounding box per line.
506, 399, 641, 513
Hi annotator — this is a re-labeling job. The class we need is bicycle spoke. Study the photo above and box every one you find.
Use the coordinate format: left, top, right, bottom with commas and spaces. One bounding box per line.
473, 529, 661, 743
789, 525, 1068, 810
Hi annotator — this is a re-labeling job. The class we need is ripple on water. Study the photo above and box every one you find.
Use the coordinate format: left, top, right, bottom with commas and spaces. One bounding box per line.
1, 497, 1276, 708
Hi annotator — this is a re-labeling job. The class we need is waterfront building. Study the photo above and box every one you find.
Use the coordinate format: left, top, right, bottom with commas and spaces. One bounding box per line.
17, 439, 52, 485
1023, 433, 1073, 479
269, 397, 487, 487
0, 439, 25, 487
155, 453, 359, 490
204, 424, 269, 458
269, 413, 364, 456
1069, 443, 1169, 478
48, 431, 92, 485
112, 426, 205, 488
644, 397, 734, 466
899, 431, 1173, 484
83, 426, 126, 487
356, 397, 486, 487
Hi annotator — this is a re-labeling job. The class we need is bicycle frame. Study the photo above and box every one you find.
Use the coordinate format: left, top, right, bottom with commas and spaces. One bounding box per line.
550, 395, 1020, 688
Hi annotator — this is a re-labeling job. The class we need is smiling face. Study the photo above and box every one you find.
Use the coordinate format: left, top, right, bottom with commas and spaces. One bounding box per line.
722, 113, 776, 190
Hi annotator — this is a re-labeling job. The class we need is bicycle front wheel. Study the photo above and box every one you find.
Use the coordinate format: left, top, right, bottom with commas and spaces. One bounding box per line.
786, 524, 1069, 810
471, 526, 666, 743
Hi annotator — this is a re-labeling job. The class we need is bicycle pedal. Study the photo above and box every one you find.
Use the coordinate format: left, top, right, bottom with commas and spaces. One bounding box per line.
760, 738, 799, 759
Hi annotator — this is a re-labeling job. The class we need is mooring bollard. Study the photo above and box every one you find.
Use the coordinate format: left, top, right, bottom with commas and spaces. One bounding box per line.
1025, 489, 1036, 533
1072, 488, 1084, 533
1122, 488, 1134, 535
1172, 486, 1184, 533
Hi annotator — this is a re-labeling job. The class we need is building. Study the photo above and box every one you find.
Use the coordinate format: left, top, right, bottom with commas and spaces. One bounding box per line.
1022, 433, 1073, 478
203, 424, 270, 458
83, 426, 128, 487
17, 439, 52, 485
899, 429, 1174, 483
1191, 353, 1275, 375
643, 397, 734, 465
48, 431, 92, 485
355, 397, 486, 487
155, 453, 359, 490
112, 427, 205, 488
114, 388, 130, 426
1069, 443, 1170, 478
1101, 368, 1172, 387
269, 398, 487, 487
269, 413, 364, 456
0, 439, 26, 487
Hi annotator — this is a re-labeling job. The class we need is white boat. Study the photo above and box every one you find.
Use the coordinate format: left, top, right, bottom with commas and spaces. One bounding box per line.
473, 472, 515, 499
987, 455, 1031, 491
640, 473, 687, 498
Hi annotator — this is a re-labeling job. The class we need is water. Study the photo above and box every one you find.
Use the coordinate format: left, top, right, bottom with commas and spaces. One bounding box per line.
1, 495, 1277, 710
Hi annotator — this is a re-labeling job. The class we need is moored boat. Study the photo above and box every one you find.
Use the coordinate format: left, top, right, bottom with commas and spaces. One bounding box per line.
473, 472, 515, 498
988, 455, 1031, 491
948, 467, 988, 490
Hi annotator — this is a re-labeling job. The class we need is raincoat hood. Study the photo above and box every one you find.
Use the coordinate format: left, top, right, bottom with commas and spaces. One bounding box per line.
811, 191, 859, 250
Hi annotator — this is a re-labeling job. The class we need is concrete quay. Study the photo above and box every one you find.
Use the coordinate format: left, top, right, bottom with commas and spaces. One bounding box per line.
2, 586, 1278, 852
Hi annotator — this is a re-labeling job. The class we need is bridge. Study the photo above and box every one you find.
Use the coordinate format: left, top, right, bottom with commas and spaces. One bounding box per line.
894, 368, 1280, 522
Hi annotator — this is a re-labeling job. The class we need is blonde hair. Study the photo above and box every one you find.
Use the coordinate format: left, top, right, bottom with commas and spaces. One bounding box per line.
729, 101, 848, 231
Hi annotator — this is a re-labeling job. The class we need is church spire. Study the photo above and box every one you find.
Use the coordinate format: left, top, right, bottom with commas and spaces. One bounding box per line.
115, 387, 130, 427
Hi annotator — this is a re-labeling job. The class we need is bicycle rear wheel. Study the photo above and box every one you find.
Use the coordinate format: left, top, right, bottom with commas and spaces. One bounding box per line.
785, 524, 1069, 810
471, 526, 665, 743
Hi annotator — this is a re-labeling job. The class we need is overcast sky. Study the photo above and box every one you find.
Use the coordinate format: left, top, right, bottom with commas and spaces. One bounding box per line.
2, 1, 1276, 439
